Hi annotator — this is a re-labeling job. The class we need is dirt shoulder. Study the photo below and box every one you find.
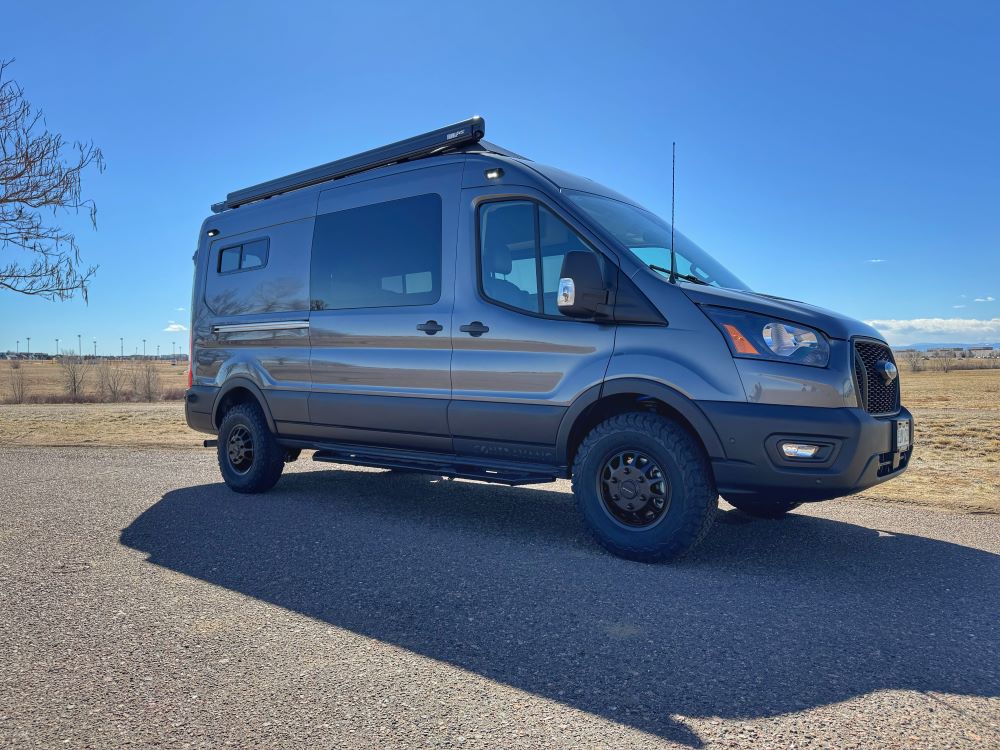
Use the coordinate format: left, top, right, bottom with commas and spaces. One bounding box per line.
1, 370, 997, 514
0, 402, 202, 450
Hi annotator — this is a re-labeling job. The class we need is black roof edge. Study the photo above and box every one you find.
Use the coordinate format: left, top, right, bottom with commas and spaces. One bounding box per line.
211, 116, 486, 213
463, 139, 529, 161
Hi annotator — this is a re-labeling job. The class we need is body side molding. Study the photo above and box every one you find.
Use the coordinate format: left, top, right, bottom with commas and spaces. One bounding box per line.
212, 320, 310, 334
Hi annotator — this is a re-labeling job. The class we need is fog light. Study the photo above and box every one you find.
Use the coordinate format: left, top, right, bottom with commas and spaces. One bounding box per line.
781, 442, 821, 459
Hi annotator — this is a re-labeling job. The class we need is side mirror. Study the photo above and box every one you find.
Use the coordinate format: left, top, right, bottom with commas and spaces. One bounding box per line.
557, 251, 609, 318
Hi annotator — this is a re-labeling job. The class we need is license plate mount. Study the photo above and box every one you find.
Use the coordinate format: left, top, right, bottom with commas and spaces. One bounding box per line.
895, 419, 911, 452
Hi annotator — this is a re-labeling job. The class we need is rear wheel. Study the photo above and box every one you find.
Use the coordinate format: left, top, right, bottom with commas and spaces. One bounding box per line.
572, 412, 717, 562
724, 494, 801, 519
217, 402, 285, 493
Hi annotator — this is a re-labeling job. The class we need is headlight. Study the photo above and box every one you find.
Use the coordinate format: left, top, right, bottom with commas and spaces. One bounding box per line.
702, 306, 830, 367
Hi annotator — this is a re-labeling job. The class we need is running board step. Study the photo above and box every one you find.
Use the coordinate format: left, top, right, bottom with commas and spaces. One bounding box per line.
306, 443, 560, 486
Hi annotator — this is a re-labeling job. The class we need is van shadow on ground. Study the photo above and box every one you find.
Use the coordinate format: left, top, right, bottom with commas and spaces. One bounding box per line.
120, 468, 999, 747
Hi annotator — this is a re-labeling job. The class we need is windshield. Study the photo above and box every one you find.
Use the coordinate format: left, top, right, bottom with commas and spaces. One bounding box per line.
566, 190, 751, 291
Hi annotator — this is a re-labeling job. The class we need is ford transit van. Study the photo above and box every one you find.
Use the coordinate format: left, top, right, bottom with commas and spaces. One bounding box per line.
186, 117, 913, 562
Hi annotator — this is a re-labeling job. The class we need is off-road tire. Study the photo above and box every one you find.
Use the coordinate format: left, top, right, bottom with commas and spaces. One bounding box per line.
725, 495, 801, 519
572, 412, 717, 562
217, 402, 285, 494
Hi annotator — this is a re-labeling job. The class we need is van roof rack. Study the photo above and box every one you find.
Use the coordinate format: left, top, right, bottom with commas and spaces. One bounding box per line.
211, 116, 486, 213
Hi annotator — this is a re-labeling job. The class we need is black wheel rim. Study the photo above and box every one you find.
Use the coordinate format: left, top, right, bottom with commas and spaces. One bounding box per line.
597, 449, 671, 528
227, 425, 254, 474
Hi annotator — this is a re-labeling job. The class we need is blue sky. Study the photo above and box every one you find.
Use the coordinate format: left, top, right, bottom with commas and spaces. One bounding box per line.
1, 0, 997, 351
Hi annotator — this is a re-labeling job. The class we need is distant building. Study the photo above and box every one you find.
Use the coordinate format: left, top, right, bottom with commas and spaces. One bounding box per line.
968, 347, 996, 358
926, 347, 964, 357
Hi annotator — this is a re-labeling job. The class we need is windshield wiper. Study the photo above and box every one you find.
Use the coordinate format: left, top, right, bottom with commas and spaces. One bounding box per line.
648, 263, 709, 285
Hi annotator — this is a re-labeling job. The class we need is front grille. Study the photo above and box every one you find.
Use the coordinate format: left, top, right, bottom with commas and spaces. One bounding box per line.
854, 340, 900, 415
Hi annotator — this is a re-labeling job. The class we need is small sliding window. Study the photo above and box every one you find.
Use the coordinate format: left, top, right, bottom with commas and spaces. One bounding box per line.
217, 238, 269, 274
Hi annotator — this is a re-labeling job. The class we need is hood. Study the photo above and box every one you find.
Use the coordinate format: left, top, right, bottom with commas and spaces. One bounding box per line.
680, 284, 885, 342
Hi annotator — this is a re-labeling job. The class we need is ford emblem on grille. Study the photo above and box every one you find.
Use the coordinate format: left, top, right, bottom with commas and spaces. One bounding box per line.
876, 360, 898, 384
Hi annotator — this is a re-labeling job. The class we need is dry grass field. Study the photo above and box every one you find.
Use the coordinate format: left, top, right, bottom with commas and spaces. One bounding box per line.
0, 365, 997, 513
856, 368, 999, 513
1, 359, 188, 402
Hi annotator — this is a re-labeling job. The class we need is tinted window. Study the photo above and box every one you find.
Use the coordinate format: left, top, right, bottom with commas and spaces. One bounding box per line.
219, 246, 241, 273
539, 207, 594, 315
242, 239, 267, 269
217, 239, 268, 273
479, 200, 601, 316
311, 193, 442, 310
479, 201, 537, 313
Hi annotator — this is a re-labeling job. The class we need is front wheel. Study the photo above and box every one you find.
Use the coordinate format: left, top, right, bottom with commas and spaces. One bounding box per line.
217, 402, 285, 493
572, 413, 718, 563
724, 495, 801, 519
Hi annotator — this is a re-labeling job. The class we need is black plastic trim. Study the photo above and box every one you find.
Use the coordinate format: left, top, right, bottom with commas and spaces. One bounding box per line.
613, 267, 666, 325
701, 400, 913, 501
211, 378, 277, 433
308, 392, 450, 436
555, 378, 727, 465
185, 386, 218, 435
449, 399, 565, 447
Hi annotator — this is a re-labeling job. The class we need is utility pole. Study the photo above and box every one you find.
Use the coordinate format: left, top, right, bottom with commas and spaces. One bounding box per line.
77, 334, 82, 358
15, 340, 19, 355
26, 337, 30, 358
93, 339, 97, 358
55, 338, 60, 358
156, 344, 160, 359
120, 337, 124, 358
172, 341, 176, 364
142, 339, 146, 359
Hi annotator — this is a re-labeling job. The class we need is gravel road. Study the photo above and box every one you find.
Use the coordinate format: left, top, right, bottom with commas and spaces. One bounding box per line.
1, 446, 997, 749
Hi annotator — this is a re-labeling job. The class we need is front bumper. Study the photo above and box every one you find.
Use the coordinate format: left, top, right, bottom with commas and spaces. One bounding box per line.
701, 401, 913, 502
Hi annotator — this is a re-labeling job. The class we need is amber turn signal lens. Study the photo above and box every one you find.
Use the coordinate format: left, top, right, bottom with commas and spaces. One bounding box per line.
722, 323, 760, 355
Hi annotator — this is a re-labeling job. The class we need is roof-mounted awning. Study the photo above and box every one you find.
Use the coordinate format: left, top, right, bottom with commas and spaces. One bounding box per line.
211, 116, 486, 213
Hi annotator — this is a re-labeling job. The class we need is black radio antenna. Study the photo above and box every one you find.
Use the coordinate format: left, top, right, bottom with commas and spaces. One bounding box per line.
669, 141, 678, 284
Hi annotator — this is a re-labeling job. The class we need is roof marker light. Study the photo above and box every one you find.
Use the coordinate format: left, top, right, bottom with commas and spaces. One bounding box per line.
485, 168, 504, 180
207, 229, 219, 237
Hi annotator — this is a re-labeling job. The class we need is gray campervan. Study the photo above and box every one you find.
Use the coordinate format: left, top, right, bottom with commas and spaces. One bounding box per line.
186, 117, 913, 562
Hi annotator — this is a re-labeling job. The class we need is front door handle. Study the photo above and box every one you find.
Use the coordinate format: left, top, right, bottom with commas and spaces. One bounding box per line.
416, 320, 444, 335
459, 321, 490, 337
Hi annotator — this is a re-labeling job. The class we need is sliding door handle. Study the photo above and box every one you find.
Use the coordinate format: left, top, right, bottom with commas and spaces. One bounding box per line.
459, 321, 490, 337
416, 320, 444, 334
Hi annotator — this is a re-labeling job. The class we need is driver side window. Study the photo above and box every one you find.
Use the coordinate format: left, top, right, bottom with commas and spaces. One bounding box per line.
479, 200, 601, 316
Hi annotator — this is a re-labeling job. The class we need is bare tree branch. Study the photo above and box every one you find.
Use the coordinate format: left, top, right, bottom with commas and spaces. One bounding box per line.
0, 59, 104, 301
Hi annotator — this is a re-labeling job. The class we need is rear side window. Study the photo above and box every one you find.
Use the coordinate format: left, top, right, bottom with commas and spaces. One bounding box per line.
217, 238, 269, 273
241, 239, 267, 269
219, 246, 241, 273
479, 200, 602, 316
310, 193, 442, 310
